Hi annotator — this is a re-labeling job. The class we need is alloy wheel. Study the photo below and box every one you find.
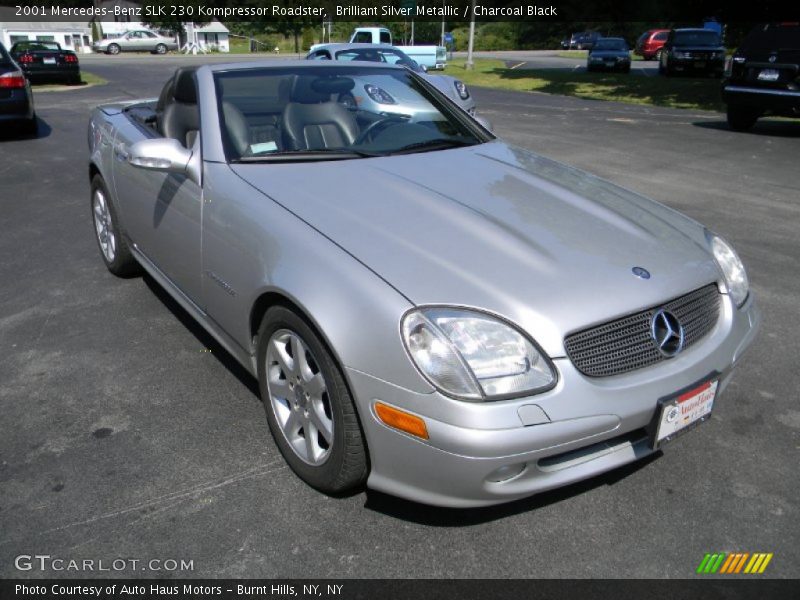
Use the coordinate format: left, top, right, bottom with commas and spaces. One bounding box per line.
92, 188, 116, 262
266, 329, 334, 466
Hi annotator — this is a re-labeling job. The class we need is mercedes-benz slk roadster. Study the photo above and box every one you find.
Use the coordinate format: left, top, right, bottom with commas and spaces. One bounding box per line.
88, 61, 760, 507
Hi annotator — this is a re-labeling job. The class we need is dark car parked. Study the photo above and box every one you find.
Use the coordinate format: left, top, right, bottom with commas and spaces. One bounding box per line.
587, 38, 631, 72
566, 31, 601, 50
659, 29, 726, 77
635, 29, 670, 60
723, 23, 800, 131
10, 41, 81, 84
0, 42, 37, 135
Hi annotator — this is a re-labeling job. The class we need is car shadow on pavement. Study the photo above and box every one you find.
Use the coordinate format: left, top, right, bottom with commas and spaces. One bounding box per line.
142, 274, 261, 400
692, 119, 800, 137
363, 452, 662, 526
0, 116, 51, 141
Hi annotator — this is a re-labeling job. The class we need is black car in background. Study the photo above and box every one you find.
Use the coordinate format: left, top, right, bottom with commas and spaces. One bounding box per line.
572, 31, 602, 50
723, 23, 800, 131
10, 41, 81, 84
587, 38, 631, 72
0, 42, 36, 135
659, 29, 726, 77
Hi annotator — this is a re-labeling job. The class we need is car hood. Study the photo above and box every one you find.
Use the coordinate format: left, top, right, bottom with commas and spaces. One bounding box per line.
230, 141, 720, 356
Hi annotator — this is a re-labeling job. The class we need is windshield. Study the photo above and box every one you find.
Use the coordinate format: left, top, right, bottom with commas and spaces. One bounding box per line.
334, 48, 422, 72
740, 23, 800, 52
673, 31, 721, 46
593, 39, 628, 51
214, 66, 487, 162
12, 41, 61, 52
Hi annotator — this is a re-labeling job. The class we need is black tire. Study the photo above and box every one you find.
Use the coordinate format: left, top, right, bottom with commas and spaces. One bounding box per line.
658, 60, 665, 75
69, 73, 81, 85
257, 305, 368, 495
90, 175, 141, 277
623, 65, 631, 74
727, 105, 760, 132
155, 44, 167, 55
107, 44, 120, 55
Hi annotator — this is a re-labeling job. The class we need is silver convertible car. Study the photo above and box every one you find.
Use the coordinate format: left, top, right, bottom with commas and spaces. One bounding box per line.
88, 61, 759, 507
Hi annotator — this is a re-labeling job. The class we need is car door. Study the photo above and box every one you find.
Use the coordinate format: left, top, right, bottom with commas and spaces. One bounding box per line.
110, 109, 203, 304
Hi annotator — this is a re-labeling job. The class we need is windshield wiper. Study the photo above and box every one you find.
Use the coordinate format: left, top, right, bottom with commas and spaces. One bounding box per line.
234, 148, 383, 163
388, 138, 478, 155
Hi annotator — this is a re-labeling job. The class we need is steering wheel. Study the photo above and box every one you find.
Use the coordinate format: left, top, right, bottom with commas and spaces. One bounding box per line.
354, 116, 407, 145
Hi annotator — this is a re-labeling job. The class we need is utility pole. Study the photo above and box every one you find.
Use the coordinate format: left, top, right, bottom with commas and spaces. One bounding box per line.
465, 0, 476, 70
440, 0, 445, 46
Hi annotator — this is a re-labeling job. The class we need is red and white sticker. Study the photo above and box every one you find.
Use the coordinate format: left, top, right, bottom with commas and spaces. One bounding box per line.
657, 380, 718, 444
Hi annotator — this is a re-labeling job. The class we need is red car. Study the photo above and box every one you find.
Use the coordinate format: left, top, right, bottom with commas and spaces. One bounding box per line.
635, 29, 670, 60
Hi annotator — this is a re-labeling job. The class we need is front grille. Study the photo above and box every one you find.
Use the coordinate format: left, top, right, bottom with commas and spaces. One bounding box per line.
564, 284, 721, 377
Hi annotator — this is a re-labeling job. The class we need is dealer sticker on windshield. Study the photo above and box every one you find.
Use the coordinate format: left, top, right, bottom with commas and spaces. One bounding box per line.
653, 380, 718, 448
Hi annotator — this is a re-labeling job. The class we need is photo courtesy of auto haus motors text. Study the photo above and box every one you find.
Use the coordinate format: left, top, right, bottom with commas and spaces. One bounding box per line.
0, 0, 797, 598
13, 583, 344, 597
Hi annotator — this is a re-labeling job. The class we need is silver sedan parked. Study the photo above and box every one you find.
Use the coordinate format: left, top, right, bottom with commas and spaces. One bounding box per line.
306, 43, 476, 115
88, 61, 759, 507
92, 30, 178, 55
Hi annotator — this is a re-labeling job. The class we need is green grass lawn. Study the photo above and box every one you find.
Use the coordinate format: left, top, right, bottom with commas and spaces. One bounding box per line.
449, 58, 724, 112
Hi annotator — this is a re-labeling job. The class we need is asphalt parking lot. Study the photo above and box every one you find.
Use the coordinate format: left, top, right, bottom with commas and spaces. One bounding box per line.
1, 54, 799, 579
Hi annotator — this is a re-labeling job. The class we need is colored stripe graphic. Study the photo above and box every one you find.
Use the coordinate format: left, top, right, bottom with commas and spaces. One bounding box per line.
698, 552, 773, 574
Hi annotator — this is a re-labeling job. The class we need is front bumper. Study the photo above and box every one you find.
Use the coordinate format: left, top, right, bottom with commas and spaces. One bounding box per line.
349, 292, 761, 507
669, 57, 725, 73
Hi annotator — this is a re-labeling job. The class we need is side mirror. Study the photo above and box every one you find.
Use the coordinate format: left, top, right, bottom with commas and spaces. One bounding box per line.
128, 138, 192, 174
420, 64, 428, 72
474, 115, 493, 133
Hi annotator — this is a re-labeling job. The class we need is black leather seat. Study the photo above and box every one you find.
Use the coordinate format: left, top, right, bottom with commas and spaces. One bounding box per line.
281, 76, 359, 151
221, 101, 251, 156
158, 67, 199, 149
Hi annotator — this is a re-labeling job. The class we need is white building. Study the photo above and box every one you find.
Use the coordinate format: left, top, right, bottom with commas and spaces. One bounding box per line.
0, 9, 92, 53
193, 21, 230, 52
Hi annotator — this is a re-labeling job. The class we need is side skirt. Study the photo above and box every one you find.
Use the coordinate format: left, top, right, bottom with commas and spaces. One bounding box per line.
130, 245, 259, 377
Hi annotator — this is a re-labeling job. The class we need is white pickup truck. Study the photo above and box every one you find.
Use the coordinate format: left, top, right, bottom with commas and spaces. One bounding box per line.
331, 27, 447, 70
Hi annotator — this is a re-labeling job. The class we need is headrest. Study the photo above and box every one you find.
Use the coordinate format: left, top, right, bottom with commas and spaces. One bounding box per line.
173, 67, 198, 104
290, 76, 354, 103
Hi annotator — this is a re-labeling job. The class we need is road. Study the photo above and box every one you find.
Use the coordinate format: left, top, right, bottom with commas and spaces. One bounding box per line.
1, 55, 798, 579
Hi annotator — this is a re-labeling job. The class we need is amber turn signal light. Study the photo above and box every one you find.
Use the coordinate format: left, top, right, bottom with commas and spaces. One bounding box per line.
375, 402, 429, 440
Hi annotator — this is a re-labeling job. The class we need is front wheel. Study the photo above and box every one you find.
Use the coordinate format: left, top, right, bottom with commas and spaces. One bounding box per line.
155, 44, 167, 55
257, 306, 368, 494
106, 43, 120, 55
727, 105, 760, 131
90, 175, 140, 277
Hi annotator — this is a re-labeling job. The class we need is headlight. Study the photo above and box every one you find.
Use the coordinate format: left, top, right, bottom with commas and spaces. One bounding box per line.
454, 80, 470, 100
708, 233, 749, 307
402, 308, 556, 401
364, 84, 396, 105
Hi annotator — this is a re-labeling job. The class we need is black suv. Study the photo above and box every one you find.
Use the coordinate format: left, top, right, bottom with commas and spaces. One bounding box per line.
659, 29, 726, 77
723, 23, 800, 131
